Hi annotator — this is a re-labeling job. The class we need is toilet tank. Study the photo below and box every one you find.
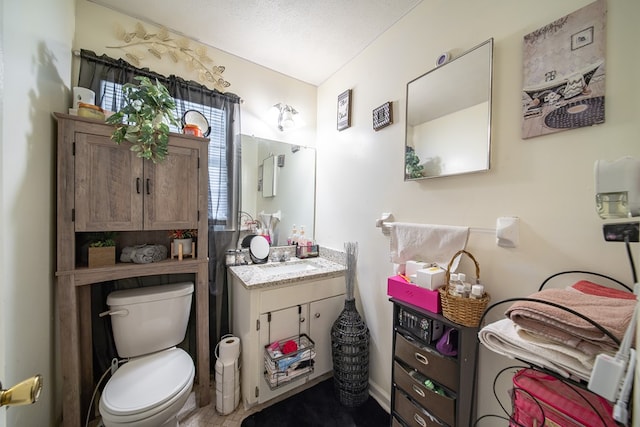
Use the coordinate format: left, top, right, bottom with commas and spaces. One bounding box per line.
106, 282, 194, 358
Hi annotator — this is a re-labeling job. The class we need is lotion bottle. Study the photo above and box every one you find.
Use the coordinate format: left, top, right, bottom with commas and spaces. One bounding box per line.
288, 224, 298, 245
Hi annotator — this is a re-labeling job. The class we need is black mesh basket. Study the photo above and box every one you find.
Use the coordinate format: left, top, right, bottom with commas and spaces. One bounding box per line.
331, 298, 370, 407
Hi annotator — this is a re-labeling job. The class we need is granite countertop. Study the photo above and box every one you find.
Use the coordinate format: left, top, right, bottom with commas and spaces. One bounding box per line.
228, 247, 346, 289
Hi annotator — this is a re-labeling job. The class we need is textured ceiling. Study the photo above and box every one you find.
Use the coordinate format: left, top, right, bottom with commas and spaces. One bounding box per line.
88, 0, 423, 86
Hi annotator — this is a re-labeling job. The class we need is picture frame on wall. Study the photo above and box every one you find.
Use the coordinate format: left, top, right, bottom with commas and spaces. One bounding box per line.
337, 89, 352, 131
372, 102, 393, 131
521, 0, 606, 139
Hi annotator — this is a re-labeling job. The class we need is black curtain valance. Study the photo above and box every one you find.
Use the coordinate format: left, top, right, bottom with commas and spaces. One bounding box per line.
77, 49, 241, 112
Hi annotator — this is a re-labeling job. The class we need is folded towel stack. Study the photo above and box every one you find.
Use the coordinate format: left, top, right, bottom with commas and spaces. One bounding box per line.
120, 244, 168, 264
479, 280, 636, 381
505, 285, 635, 355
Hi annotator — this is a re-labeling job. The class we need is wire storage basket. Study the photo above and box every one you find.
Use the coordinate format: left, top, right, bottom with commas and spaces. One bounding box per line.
438, 250, 490, 327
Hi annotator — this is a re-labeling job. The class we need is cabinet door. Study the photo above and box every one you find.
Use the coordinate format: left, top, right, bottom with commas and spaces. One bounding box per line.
74, 132, 143, 231
258, 304, 309, 403
309, 295, 345, 377
144, 143, 199, 230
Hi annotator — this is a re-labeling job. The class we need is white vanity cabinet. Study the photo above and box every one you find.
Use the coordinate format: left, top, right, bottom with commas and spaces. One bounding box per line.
231, 273, 345, 408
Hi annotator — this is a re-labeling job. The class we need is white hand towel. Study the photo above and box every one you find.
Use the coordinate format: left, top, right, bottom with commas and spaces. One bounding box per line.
389, 222, 469, 270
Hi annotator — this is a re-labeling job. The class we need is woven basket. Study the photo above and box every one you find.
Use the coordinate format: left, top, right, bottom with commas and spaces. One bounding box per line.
438, 250, 490, 327
331, 298, 370, 407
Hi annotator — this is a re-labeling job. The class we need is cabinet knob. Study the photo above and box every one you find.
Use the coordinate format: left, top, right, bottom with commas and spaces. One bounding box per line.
136, 178, 141, 194
146, 178, 151, 195
414, 352, 429, 365
300, 317, 306, 323
314, 313, 320, 319
413, 413, 427, 427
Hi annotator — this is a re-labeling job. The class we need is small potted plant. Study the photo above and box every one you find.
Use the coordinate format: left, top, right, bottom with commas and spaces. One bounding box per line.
106, 76, 180, 163
169, 229, 198, 258
88, 232, 116, 268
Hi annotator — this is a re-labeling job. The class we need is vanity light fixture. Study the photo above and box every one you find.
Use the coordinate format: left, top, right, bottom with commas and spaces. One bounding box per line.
273, 103, 298, 131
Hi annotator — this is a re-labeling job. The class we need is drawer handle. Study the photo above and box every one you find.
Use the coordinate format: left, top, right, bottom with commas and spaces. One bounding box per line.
413, 413, 426, 427
412, 384, 425, 398
414, 352, 429, 365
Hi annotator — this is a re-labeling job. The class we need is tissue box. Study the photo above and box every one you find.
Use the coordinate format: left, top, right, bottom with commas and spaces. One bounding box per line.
415, 267, 445, 290
387, 275, 441, 314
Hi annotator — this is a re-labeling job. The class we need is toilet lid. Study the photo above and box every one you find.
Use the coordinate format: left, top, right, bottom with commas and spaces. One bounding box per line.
101, 348, 194, 416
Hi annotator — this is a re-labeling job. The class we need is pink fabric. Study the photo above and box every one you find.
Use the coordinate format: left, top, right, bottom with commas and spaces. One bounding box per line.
571, 280, 635, 300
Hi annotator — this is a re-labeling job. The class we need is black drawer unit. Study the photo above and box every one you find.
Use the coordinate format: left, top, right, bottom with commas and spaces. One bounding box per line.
390, 298, 479, 427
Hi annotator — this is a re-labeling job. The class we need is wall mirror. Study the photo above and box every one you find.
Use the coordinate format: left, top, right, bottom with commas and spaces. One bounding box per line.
241, 135, 316, 246
405, 38, 493, 180
262, 155, 277, 197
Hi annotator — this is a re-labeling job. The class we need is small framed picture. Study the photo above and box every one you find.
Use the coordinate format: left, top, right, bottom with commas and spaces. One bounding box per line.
337, 89, 352, 131
372, 102, 393, 131
571, 26, 593, 50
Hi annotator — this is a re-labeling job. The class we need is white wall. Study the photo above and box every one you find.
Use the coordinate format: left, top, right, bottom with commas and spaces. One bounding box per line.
3, 0, 638, 424
74, 0, 318, 148
316, 0, 640, 418
1, 0, 75, 425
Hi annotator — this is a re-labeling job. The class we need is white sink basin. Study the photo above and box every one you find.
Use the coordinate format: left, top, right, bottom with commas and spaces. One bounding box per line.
258, 260, 319, 276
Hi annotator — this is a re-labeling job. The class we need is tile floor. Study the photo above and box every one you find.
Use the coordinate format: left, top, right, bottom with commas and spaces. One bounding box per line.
177, 375, 328, 427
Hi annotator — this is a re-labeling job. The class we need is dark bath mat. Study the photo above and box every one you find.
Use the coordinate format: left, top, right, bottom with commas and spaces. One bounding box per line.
240, 377, 389, 427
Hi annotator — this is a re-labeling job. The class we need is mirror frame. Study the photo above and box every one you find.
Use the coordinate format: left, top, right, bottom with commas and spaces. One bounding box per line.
405, 38, 494, 181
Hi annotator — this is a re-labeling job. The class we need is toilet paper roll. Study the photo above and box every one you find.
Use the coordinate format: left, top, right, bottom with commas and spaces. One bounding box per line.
216, 336, 241, 362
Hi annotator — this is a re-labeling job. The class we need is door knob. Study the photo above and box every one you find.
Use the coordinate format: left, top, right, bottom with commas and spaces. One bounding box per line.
0, 375, 43, 407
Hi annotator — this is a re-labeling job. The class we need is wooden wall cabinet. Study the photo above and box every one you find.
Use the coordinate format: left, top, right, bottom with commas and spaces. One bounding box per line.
54, 113, 210, 427
390, 299, 478, 427
73, 126, 200, 232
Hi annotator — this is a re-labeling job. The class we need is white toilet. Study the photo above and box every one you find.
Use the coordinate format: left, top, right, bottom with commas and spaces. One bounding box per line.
99, 282, 196, 427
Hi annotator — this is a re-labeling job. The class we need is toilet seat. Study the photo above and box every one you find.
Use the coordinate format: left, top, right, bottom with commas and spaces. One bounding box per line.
100, 347, 194, 425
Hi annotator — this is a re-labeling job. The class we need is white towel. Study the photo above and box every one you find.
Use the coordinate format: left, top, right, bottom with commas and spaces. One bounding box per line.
389, 222, 469, 270
479, 318, 599, 381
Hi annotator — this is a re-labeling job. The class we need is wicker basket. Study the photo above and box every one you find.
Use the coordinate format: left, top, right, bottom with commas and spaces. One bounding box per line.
438, 250, 490, 327
331, 298, 370, 407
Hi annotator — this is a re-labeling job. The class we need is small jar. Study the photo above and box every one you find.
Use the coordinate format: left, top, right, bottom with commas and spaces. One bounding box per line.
470, 284, 485, 299
225, 250, 237, 266
183, 124, 202, 137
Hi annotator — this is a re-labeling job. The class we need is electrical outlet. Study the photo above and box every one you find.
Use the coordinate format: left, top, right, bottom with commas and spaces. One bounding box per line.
603, 222, 639, 242
588, 353, 626, 401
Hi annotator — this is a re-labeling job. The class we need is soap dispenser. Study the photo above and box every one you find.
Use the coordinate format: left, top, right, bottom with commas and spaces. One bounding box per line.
297, 226, 307, 257
288, 224, 298, 245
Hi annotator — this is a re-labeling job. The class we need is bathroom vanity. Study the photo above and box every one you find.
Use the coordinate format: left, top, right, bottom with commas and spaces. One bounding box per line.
229, 255, 346, 408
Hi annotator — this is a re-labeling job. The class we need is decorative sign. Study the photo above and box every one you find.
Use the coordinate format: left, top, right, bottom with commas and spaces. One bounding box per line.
373, 102, 393, 131
337, 89, 352, 131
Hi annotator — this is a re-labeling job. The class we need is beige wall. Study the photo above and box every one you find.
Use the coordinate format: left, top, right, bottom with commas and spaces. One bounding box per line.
1, 0, 75, 425
316, 0, 640, 418
74, 0, 318, 148
2, 0, 638, 425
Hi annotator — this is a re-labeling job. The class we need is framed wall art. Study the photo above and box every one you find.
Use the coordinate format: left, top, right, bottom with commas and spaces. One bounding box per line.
521, 0, 606, 139
372, 102, 393, 131
337, 89, 352, 131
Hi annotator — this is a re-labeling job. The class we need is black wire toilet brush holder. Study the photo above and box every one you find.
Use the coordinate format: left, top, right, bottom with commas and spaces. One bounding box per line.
331, 242, 370, 407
